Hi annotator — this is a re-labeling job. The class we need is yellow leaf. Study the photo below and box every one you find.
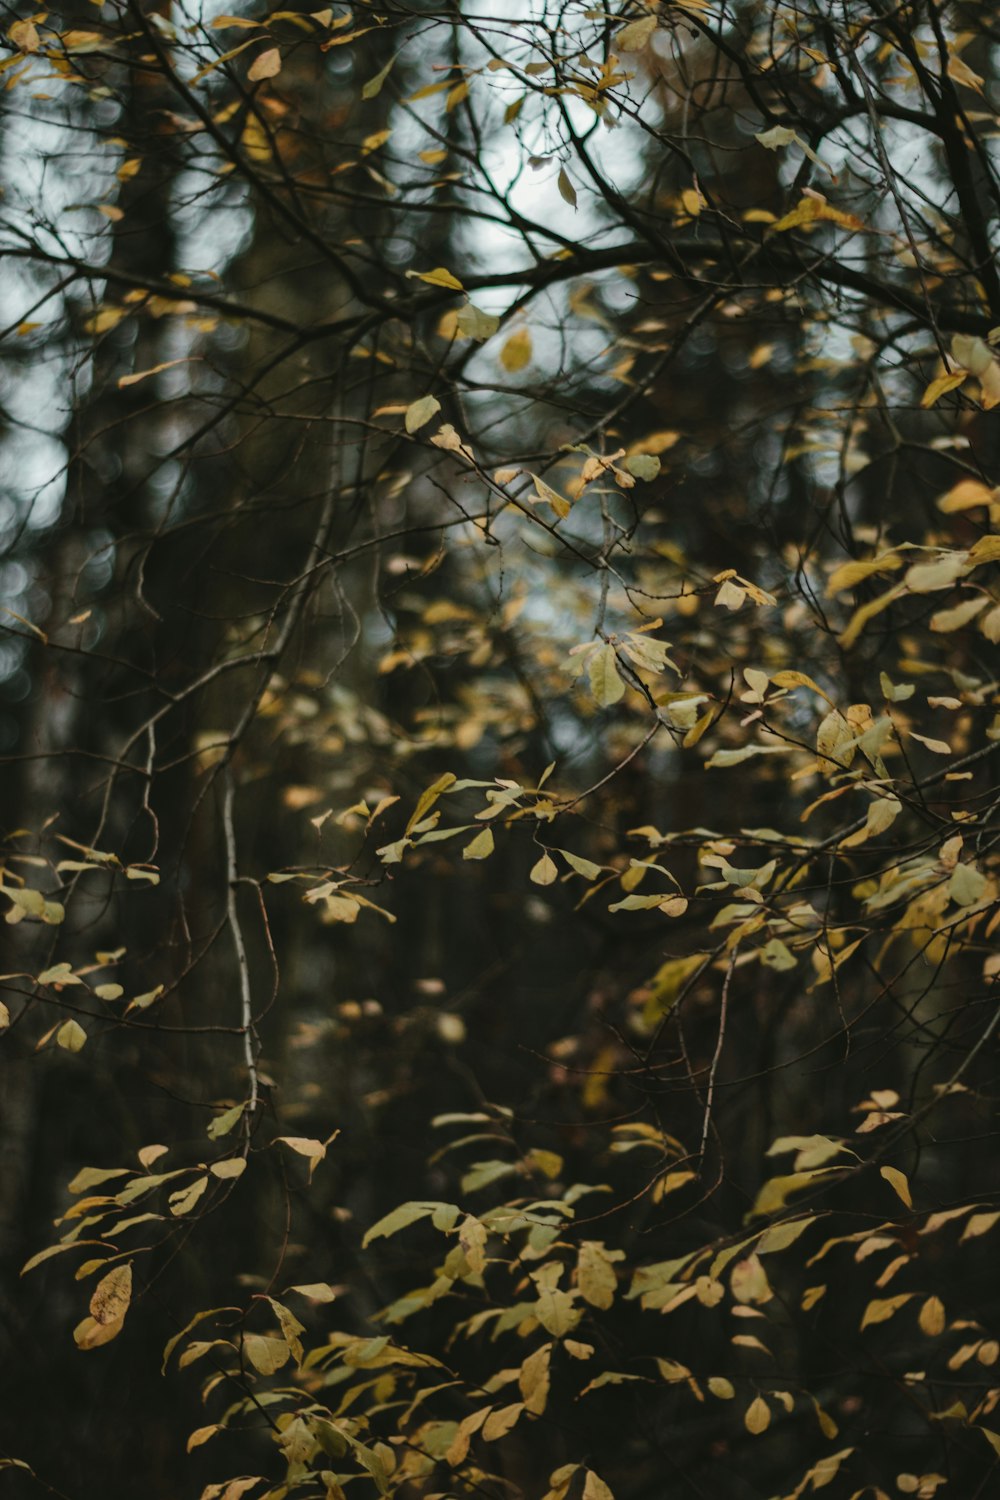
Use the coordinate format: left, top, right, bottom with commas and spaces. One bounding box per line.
56, 1019, 86, 1053
616, 15, 657, 50
456, 303, 500, 340
404, 394, 441, 433
838, 583, 906, 648
125, 984, 164, 1015
519, 1343, 552, 1415
207, 1102, 245, 1139
960, 1210, 1000, 1241
751, 1171, 824, 1218
745, 1395, 770, 1434
826, 554, 900, 595
243, 1333, 290, 1374
288, 1282, 339, 1302
118, 358, 190, 389
186, 1425, 218, 1452
557, 168, 577, 208
500, 328, 532, 372
919, 1296, 946, 1336
74, 1313, 126, 1350
968, 534, 1000, 566
463, 827, 495, 861
860, 1293, 912, 1329
588, 644, 625, 707
937, 479, 995, 513
247, 45, 281, 80
771, 195, 863, 234
276, 1135, 330, 1180
168, 1175, 209, 1216
407, 266, 464, 291
920, 370, 967, 408
530, 852, 559, 885
90, 1262, 132, 1325
879, 1166, 912, 1208
9, 19, 40, 52
531, 473, 570, 517
209, 1157, 247, 1179
361, 55, 395, 99
535, 1283, 581, 1337
930, 597, 988, 632
559, 849, 603, 881
577, 1241, 620, 1309
482, 1402, 523, 1441
211, 14, 266, 27
406, 772, 457, 834
948, 54, 984, 92
583, 1472, 615, 1500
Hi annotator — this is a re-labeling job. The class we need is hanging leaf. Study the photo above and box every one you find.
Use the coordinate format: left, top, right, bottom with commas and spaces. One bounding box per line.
500, 328, 532, 372
530, 852, 559, 885
588, 644, 625, 707
456, 303, 500, 340
56, 1020, 87, 1053
557, 168, 578, 208
616, 15, 657, 50
276, 1135, 331, 1181
404, 395, 441, 433
361, 55, 396, 100
168, 1176, 209, 1217
90, 1263, 132, 1326
407, 266, 463, 290
207, 1102, 245, 1139
248, 48, 282, 81
243, 1333, 290, 1375
744, 1395, 771, 1434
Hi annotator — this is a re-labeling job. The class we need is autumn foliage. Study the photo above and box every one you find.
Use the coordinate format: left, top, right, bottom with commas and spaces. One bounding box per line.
2, 2, 1000, 1498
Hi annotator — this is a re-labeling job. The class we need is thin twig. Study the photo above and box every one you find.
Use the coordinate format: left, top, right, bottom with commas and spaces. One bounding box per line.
700, 944, 738, 1160
222, 765, 259, 1130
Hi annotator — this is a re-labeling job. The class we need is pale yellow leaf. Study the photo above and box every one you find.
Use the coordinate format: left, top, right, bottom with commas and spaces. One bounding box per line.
90, 1262, 132, 1325
404, 395, 441, 433
588, 644, 625, 707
